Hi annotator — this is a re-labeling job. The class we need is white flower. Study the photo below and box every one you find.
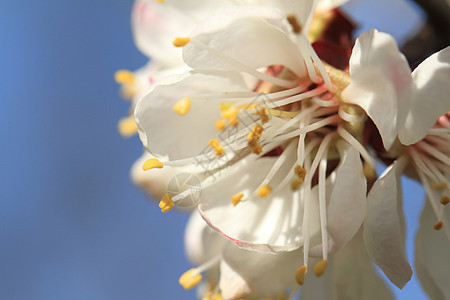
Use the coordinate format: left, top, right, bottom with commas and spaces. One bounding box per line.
134, 6, 374, 295
342, 29, 450, 295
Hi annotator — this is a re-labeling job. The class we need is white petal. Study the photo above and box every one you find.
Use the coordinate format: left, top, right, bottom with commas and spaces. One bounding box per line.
316, 0, 350, 11
237, 0, 316, 29
134, 70, 248, 159
184, 210, 228, 266
310, 140, 366, 256
363, 159, 412, 288
130, 152, 178, 199
342, 29, 412, 150
199, 155, 322, 252
399, 46, 450, 145
219, 244, 302, 299
131, 0, 235, 66
331, 229, 395, 300
415, 200, 450, 299
183, 7, 308, 78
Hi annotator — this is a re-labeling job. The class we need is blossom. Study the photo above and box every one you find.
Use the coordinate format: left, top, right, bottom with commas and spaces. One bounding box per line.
342, 29, 450, 295
134, 6, 379, 296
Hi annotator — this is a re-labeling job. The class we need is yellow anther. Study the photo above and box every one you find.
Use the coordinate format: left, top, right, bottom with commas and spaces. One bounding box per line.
295, 265, 307, 285
117, 115, 138, 137
313, 260, 328, 277
248, 124, 264, 146
291, 178, 304, 190
250, 144, 263, 155
294, 165, 307, 180
363, 162, 377, 180
219, 102, 234, 111
142, 158, 164, 171
159, 193, 174, 213
179, 268, 202, 290
258, 185, 272, 197
221, 107, 239, 121
229, 118, 239, 127
211, 293, 223, 300
440, 195, 449, 205
215, 119, 226, 130
432, 182, 447, 190
231, 193, 244, 206
155, 0, 165, 2
173, 97, 191, 115
173, 37, 191, 47
208, 139, 225, 156
434, 221, 443, 231
114, 70, 135, 84
254, 108, 270, 124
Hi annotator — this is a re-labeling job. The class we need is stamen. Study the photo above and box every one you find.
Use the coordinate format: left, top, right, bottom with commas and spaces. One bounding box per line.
189, 39, 298, 88
231, 193, 244, 206
433, 182, 448, 190
179, 269, 202, 290
155, 0, 165, 2
173, 97, 191, 115
159, 193, 174, 213
441, 195, 449, 205
313, 260, 328, 277
265, 86, 327, 109
337, 126, 376, 169
142, 158, 163, 171
248, 124, 264, 146
302, 133, 335, 269
295, 265, 307, 285
258, 185, 272, 197
208, 139, 225, 156
118, 115, 138, 137
114, 70, 135, 84
318, 147, 329, 261
294, 165, 307, 180
173, 37, 191, 47
434, 221, 443, 230
416, 141, 450, 166
215, 119, 226, 130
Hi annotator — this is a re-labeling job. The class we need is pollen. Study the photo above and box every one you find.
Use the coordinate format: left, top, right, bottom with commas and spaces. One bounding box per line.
313, 260, 328, 277
117, 115, 138, 137
142, 158, 164, 171
114, 70, 135, 84
250, 144, 263, 155
159, 193, 174, 213
179, 268, 202, 290
231, 193, 244, 206
173, 37, 191, 47
295, 265, 307, 285
229, 118, 239, 127
221, 107, 239, 121
432, 182, 447, 190
215, 119, 226, 130
173, 97, 191, 115
209, 139, 225, 156
291, 178, 303, 190
287, 15, 302, 34
258, 185, 272, 197
441, 195, 449, 205
254, 108, 270, 124
434, 221, 443, 230
248, 124, 264, 146
294, 165, 307, 180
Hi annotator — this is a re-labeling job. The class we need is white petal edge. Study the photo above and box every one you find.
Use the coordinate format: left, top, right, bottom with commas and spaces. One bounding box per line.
398, 46, 450, 145
363, 158, 412, 288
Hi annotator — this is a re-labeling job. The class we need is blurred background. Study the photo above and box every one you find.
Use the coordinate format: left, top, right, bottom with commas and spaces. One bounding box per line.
0, 0, 435, 299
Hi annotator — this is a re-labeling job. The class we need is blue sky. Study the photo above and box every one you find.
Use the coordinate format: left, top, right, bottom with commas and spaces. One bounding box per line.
0, 0, 430, 299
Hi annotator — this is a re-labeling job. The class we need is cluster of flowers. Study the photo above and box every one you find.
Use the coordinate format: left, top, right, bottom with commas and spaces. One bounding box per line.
115, 0, 450, 299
